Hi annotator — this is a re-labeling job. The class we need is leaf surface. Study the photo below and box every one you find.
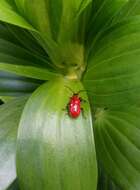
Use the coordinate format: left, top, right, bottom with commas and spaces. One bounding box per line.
0, 0, 35, 30
97, 165, 121, 190
7, 180, 19, 190
86, 0, 128, 50
0, 34, 60, 80
17, 77, 97, 190
0, 97, 27, 190
0, 71, 43, 97
94, 107, 140, 190
84, 16, 140, 108
112, 0, 140, 24
14, 0, 92, 68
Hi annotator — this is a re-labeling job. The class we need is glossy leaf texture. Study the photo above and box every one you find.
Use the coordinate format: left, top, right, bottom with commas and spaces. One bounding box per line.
5, 24, 49, 58
14, 0, 92, 69
97, 165, 121, 190
112, 0, 140, 24
15, 0, 91, 40
0, 23, 52, 71
7, 180, 19, 190
94, 107, 140, 190
0, 0, 34, 30
0, 97, 27, 190
0, 23, 61, 81
86, 0, 128, 51
83, 16, 140, 109
16, 77, 97, 190
0, 71, 43, 97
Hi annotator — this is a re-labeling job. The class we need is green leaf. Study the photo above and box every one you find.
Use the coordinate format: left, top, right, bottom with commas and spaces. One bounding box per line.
15, 0, 91, 42
0, 47, 60, 81
0, 24, 60, 80
97, 165, 121, 190
0, 38, 47, 67
0, 71, 42, 97
0, 23, 21, 46
0, 0, 35, 31
0, 23, 49, 63
16, 77, 97, 190
0, 97, 27, 190
112, 0, 140, 24
89, 16, 140, 64
5, 24, 48, 58
7, 180, 19, 190
86, 0, 128, 50
0, 61, 60, 81
94, 107, 140, 190
83, 16, 140, 108
15, 0, 92, 68
0, 96, 13, 103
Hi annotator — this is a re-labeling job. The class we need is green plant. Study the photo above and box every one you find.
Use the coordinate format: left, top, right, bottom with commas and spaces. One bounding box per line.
0, 0, 140, 189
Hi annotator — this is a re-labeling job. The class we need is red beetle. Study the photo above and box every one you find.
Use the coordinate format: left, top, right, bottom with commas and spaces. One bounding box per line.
68, 93, 82, 118
65, 85, 86, 118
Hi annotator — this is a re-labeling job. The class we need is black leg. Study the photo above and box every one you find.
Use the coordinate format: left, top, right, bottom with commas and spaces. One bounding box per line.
80, 97, 87, 103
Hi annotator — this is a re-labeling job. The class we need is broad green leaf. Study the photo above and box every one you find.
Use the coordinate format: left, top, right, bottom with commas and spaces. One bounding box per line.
16, 77, 97, 190
94, 107, 140, 190
0, 23, 49, 63
0, 61, 60, 81
0, 76, 39, 96
88, 16, 140, 64
7, 180, 19, 190
0, 38, 48, 67
15, 0, 92, 69
5, 24, 48, 59
0, 50, 60, 81
97, 165, 121, 190
15, 0, 91, 42
86, 0, 140, 55
0, 24, 60, 80
0, 97, 27, 190
0, 71, 42, 97
86, 0, 128, 51
0, 96, 13, 103
0, 0, 35, 31
0, 23, 21, 46
112, 0, 140, 25
83, 16, 140, 108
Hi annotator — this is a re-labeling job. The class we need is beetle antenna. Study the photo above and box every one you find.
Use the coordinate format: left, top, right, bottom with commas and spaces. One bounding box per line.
77, 90, 86, 94
64, 85, 75, 93
78, 90, 93, 94
65, 86, 93, 95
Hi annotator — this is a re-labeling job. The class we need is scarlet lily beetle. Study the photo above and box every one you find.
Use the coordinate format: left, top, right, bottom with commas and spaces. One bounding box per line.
65, 86, 86, 119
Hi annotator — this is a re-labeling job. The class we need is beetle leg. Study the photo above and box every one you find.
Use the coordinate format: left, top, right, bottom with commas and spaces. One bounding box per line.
62, 104, 68, 112
62, 103, 71, 117
80, 98, 87, 103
